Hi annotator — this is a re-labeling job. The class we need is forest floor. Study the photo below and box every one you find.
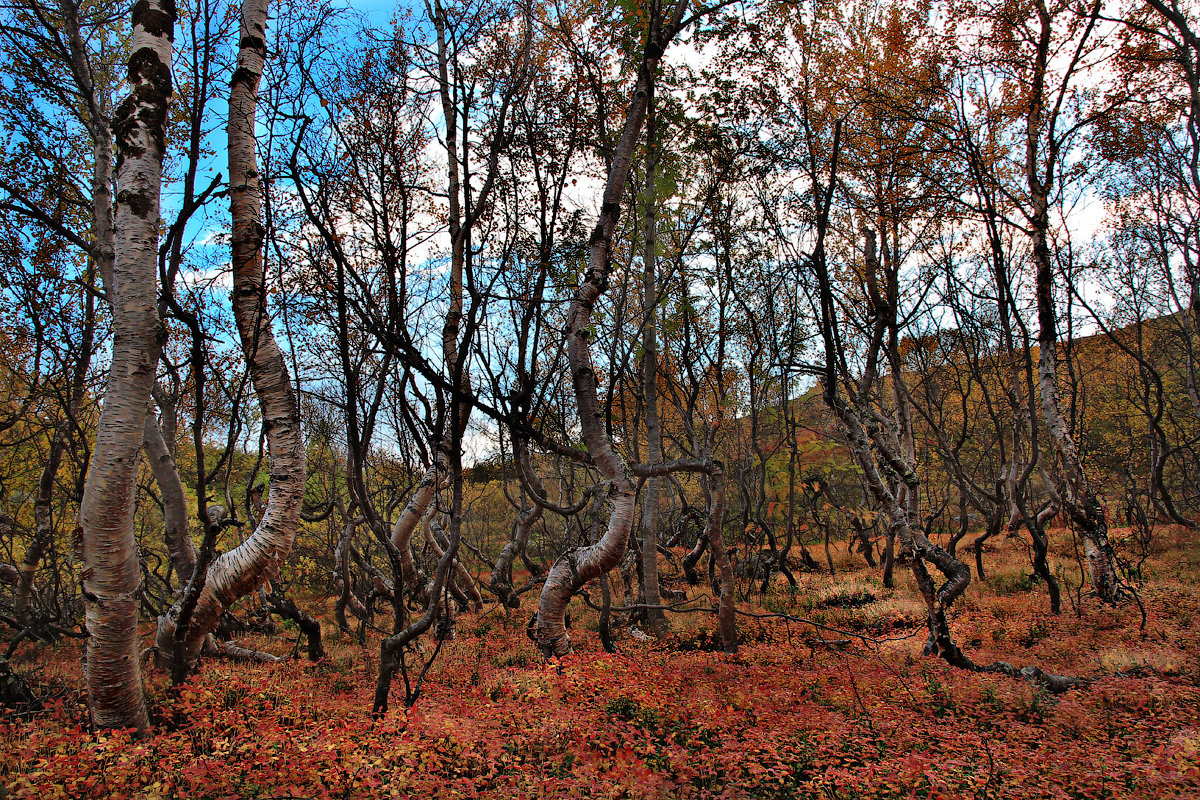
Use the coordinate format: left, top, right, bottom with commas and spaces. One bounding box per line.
3, 527, 1200, 799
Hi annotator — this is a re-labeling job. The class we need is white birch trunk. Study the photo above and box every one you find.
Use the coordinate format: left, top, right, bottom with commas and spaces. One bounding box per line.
78, 0, 175, 732
156, 0, 305, 663
535, 1, 690, 656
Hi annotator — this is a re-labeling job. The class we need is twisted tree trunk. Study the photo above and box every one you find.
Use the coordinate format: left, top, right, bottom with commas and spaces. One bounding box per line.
155, 0, 305, 669
424, 509, 484, 611
535, 0, 690, 656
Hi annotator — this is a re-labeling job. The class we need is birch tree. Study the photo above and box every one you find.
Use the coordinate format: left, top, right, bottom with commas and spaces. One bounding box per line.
156, 0, 306, 674
1016, 0, 1122, 601
77, 0, 174, 732
535, 0, 693, 657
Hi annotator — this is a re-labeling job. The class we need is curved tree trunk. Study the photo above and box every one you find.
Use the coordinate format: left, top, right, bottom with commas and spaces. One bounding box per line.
850, 515, 877, 568
881, 527, 896, 588
1024, 1, 1119, 603
682, 534, 707, 585
491, 502, 542, 607
535, 0, 690, 657
974, 502, 1005, 582
389, 463, 440, 590
16, 428, 67, 626
155, 0, 305, 668
78, 0, 175, 732
946, 492, 971, 559
265, 590, 324, 661
144, 407, 196, 583
1033, 220, 1119, 602
333, 507, 368, 632
424, 509, 484, 611
490, 441, 545, 608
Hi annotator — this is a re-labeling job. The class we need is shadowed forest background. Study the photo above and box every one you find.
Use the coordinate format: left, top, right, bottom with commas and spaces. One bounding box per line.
2, 0, 1200, 796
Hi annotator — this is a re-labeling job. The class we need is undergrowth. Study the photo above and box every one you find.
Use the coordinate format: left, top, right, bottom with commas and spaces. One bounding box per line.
1, 528, 1199, 799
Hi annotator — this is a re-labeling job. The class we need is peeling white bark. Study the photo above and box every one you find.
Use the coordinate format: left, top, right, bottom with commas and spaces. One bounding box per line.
79, 0, 175, 732
156, 0, 305, 664
535, 1, 691, 656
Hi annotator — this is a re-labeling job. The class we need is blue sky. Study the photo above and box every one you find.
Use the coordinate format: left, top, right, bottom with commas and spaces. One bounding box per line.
353, 0, 417, 28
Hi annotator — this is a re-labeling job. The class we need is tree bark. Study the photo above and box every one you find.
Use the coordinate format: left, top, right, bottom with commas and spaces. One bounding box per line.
1033, 228, 1119, 602
17, 0, 107, 629
333, 506, 368, 632
535, 0, 690, 656
705, 464, 737, 653
389, 463, 441, 590
78, 0, 175, 732
639, 81, 669, 638
143, 406, 196, 583
17, 425, 68, 626
682, 534, 707, 585
881, 528, 896, 589
266, 590, 324, 661
423, 508, 484, 612
155, 0, 305, 667
1021, 0, 1119, 603
489, 440, 545, 608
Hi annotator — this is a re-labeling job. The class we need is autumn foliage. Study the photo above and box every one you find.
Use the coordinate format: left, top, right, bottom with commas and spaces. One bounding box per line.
5, 0, 1200, 795
3, 527, 1200, 799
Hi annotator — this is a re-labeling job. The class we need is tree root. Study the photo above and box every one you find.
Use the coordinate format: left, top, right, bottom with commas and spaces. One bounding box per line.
971, 660, 1088, 694
205, 639, 283, 663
